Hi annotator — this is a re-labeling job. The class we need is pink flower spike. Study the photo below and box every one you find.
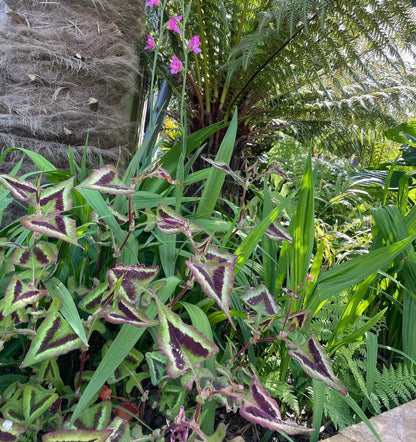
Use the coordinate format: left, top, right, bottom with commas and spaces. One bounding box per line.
144, 34, 155, 50
145, 0, 160, 6
170, 56, 183, 74
189, 35, 202, 54
306, 274, 314, 282
167, 15, 182, 34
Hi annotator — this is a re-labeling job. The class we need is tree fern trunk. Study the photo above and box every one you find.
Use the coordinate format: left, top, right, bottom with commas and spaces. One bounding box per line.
0, 0, 144, 174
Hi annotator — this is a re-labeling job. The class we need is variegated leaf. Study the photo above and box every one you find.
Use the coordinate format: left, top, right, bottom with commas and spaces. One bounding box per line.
0, 174, 37, 202
133, 164, 179, 186
20, 214, 80, 247
202, 157, 245, 185
240, 376, 313, 435
146, 351, 168, 385
77, 165, 134, 195
107, 264, 159, 302
287, 334, 348, 395
265, 220, 292, 243
156, 204, 202, 235
157, 300, 219, 378
99, 298, 158, 328
11, 241, 58, 270
241, 284, 282, 317
78, 282, 109, 314
22, 384, 59, 424
21, 312, 84, 368
39, 178, 74, 214
42, 429, 112, 442
186, 251, 236, 329
0, 418, 25, 441
3, 275, 48, 315
71, 401, 112, 430
287, 309, 311, 331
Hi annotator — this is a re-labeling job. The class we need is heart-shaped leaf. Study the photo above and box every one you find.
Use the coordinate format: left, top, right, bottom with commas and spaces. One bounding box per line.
186, 250, 236, 329
21, 312, 84, 368
3, 275, 49, 315
78, 165, 134, 195
20, 214, 80, 247
156, 204, 202, 236
71, 401, 112, 430
39, 178, 74, 214
107, 264, 159, 302
287, 309, 311, 331
11, 242, 58, 270
0, 174, 37, 202
287, 334, 348, 395
0, 418, 25, 441
240, 376, 313, 435
157, 300, 219, 378
42, 429, 112, 442
78, 282, 109, 314
99, 298, 158, 328
23, 384, 58, 424
146, 351, 168, 385
241, 284, 282, 317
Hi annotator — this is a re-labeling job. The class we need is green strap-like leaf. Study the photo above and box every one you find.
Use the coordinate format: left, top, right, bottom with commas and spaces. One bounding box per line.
196, 109, 238, 218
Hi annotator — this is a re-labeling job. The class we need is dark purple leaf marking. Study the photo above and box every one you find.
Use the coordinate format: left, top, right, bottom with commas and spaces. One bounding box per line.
0, 431, 16, 442
96, 170, 116, 186
33, 246, 49, 265
38, 316, 78, 353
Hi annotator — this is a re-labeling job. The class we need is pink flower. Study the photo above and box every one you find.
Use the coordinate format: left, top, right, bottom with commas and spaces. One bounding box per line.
167, 15, 182, 34
145, 0, 160, 6
306, 274, 314, 282
189, 35, 202, 54
170, 56, 183, 74
144, 34, 155, 50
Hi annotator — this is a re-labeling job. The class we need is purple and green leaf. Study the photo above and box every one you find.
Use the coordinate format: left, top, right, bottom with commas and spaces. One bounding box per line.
20, 214, 80, 247
107, 264, 159, 302
265, 220, 292, 243
11, 241, 58, 270
156, 204, 202, 236
239, 376, 313, 435
0, 418, 25, 441
70, 401, 112, 430
22, 384, 59, 425
42, 429, 112, 442
98, 297, 158, 328
77, 165, 134, 195
0, 174, 37, 203
157, 300, 219, 378
3, 275, 49, 315
39, 178, 74, 215
287, 334, 348, 395
186, 250, 236, 329
21, 312, 84, 368
241, 284, 283, 317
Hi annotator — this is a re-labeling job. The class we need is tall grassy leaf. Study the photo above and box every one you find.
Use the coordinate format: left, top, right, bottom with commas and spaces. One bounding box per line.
235, 207, 280, 274
307, 236, 416, 314
196, 109, 238, 219
289, 152, 314, 306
